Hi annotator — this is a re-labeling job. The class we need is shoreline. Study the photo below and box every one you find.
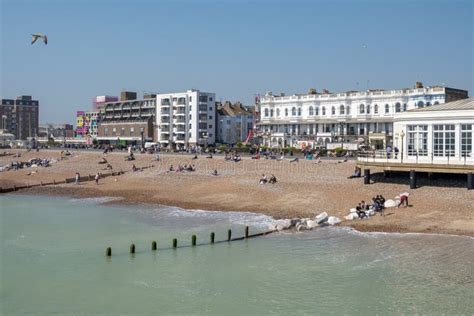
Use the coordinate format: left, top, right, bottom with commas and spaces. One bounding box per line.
2, 149, 473, 238
13, 186, 474, 238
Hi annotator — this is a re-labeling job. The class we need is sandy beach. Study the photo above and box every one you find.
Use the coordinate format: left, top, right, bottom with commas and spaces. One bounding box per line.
1, 149, 473, 237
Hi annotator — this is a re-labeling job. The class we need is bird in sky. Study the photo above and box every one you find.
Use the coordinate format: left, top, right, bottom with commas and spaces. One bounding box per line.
362, 44, 367, 49
31, 33, 48, 45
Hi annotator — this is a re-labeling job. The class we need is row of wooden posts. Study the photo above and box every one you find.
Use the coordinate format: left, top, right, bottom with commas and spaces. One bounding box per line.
106, 226, 274, 256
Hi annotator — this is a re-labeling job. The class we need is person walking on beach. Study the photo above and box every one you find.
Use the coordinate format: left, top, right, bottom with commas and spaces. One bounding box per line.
398, 194, 409, 208
95, 172, 100, 185
75, 172, 80, 185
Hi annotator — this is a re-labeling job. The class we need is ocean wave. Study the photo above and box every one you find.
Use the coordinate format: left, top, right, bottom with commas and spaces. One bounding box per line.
68, 196, 124, 204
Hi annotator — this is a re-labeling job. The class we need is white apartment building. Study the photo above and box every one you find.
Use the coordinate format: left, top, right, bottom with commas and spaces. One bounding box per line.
258, 83, 468, 149
156, 90, 216, 149
392, 98, 474, 165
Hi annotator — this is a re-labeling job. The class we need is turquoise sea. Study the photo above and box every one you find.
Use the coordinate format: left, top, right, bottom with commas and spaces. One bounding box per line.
1, 194, 473, 315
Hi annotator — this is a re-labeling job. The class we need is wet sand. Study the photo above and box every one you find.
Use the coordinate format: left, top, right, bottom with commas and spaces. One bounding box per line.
1, 149, 473, 236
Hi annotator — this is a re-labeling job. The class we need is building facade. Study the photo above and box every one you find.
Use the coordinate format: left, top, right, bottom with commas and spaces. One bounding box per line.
39, 123, 74, 139
0, 96, 39, 140
156, 90, 216, 150
258, 83, 468, 149
216, 101, 254, 145
392, 98, 474, 165
76, 111, 100, 141
97, 93, 156, 146
92, 95, 119, 111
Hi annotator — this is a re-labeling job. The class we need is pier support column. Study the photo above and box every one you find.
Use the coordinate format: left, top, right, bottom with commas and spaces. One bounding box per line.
383, 170, 390, 178
468, 172, 473, 190
410, 170, 417, 189
364, 169, 370, 185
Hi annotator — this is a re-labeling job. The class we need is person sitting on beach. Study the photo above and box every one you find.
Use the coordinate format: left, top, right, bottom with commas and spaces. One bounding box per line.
259, 174, 267, 185
356, 204, 366, 219
347, 166, 361, 179
98, 157, 108, 164
132, 164, 138, 172
269, 174, 277, 184
212, 169, 218, 176
105, 164, 113, 170
169, 165, 174, 172
155, 154, 160, 161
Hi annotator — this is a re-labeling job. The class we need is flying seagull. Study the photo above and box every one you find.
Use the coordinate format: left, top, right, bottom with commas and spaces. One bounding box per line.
31, 33, 48, 45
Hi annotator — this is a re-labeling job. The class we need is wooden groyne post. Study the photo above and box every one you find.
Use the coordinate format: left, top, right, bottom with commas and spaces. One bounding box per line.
227, 229, 232, 241
172, 238, 177, 248
152, 241, 157, 251
130, 243, 135, 254
245, 226, 249, 238
192, 235, 197, 246
106, 247, 112, 256
210, 232, 215, 244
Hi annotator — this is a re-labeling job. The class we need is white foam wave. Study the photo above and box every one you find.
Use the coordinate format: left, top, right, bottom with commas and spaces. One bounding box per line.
69, 196, 124, 204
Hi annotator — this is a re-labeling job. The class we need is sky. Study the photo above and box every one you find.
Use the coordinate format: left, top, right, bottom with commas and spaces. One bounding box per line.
1, 0, 473, 124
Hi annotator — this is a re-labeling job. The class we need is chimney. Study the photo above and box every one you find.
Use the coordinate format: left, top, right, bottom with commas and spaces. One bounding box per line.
415, 82, 423, 89
308, 88, 317, 95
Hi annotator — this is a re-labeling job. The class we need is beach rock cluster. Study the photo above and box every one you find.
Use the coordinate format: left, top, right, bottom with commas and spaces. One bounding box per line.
270, 212, 341, 232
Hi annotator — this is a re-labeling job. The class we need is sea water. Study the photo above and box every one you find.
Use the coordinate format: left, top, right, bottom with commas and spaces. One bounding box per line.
1, 194, 473, 315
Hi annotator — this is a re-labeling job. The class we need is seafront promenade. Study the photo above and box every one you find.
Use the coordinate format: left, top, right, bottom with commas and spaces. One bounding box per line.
1, 149, 473, 236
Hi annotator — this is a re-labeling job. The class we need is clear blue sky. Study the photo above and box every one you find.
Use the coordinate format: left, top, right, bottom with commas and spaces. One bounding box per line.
1, 0, 472, 124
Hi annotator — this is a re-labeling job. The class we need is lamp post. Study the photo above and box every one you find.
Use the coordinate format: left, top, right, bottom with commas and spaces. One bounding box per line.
400, 130, 405, 163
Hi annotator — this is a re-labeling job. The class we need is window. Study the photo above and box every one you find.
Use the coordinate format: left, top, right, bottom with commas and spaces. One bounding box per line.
291, 107, 296, 116
461, 124, 472, 157
209, 115, 213, 120
395, 103, 401, 112
385, 104, 389, 114
112, 127, 116, 135
433, 124, 455, 157
209, 124, 213, 128
130, 127, 134, 136
417, 101, 424, 108
315, 107, 320, 115
178, 97, 186, 105
346, 106, 350, 115
359, 104, 365, 114
285, 108, 288, 116
161, 98, 170, 106
297, 108, 301, 116
276, 108, 280, 116
403, 104, 407, 111
366, 104, 371, 114
121, 128, 125, 136
322, 107, 326, 115
199, 105, 207, 111
374, 104, 378, 114
339, 105, 345, 115
264, 108, 269, 117
407, 125, 428, 156
209, 97, 213, 101
270, 109, 274, 117
309, 106, 314, 116
434, 101, 439, 105
104, 127, 109, 136
189, 96, 192, 102
331, 106, 335, 115
426, 102, 431, 106
199, 123, 207, 129
172, 97, 177, 102
199, 95, 208, 102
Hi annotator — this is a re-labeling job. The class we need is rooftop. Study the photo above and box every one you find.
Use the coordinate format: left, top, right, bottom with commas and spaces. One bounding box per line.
409, 98, 474, 112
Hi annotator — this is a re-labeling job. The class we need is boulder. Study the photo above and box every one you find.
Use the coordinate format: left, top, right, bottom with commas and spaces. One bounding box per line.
345, 214, 356, 220
327, 216, 341, 226
290, 218, 301, 227
306, 220, 317, 229
315, 212, 329, 224
349, 208, 358, 213
384, 199, 398, 208
296, 223, 307, 232
274, 219, 292, 230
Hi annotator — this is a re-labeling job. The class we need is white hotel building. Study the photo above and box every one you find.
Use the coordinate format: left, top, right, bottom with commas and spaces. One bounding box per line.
258, 83, 468, 149
156, 90, 216, 150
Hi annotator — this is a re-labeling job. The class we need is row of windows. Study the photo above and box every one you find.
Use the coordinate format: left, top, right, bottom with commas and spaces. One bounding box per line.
407, 124, 472, 157
103, 126, 145, 137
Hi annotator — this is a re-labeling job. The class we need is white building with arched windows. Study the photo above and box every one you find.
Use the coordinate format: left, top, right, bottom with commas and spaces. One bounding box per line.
257, 83, 468, 149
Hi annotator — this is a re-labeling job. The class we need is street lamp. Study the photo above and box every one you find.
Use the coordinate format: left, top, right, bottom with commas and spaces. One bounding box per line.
400, 130, 405, 163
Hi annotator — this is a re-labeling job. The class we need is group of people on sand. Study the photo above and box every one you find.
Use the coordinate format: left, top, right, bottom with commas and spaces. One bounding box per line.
355, 195, 386, 218
225, 153, 241, 162
168, 164, 196, 173
259, 174, 277, 185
